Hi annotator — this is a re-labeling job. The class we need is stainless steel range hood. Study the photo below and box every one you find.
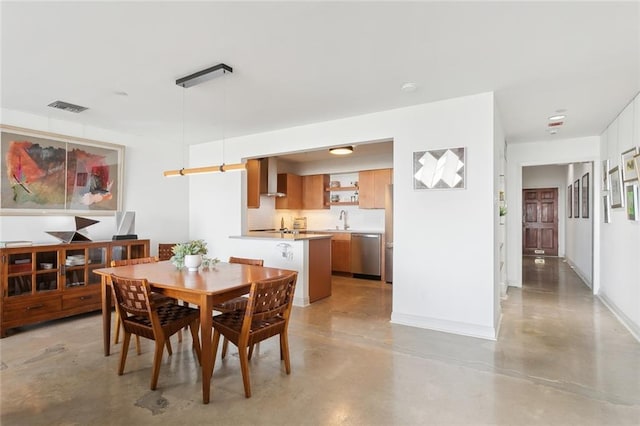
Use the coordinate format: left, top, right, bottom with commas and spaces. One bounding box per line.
260, 157, 286, 197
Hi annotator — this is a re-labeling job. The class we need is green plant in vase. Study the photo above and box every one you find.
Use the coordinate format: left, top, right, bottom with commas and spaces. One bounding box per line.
171, 240, 207, 270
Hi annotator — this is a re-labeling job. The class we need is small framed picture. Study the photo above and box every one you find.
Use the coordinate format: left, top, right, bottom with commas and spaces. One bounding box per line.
621, 147, 639, 182
581, 173, 589, 218
567, 184, 572, 218
609, 166, 624, 208
626, 184, 639, 221
602, 159, 610, 193
602, 194, 611, 223
573, 180, 580, 217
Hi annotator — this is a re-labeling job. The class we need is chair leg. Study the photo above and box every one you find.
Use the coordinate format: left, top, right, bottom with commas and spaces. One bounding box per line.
114, 311, 121, 344
248, 343, 254, 360
189, 321, 202, 364
118, 332, 131, 376
135, 335, 142, 355
178, 329, 183, 343
221, 338, 229, 359
211, 330, 221, 377
165, 339, 173, 356
280, 333, 291, 374
150, 339, 165, 391
239, 344, 252, 398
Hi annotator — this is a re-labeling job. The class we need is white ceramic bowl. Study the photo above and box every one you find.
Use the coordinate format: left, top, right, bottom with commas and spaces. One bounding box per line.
40, 263, 53, 269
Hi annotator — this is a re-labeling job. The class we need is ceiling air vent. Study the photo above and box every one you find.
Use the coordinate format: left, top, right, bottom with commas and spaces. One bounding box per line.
47, 100, 88, 113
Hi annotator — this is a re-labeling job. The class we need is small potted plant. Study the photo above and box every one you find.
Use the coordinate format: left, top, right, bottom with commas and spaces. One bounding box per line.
171, 239, 208, 271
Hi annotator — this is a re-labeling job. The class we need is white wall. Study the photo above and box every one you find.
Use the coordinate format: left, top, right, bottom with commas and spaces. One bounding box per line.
506, 136, 600, 288
599, 95, 640, 340
522, 165, 568, 256
190, 92, 501, 339
565, 162, 593, 286
0, 109, 190, 254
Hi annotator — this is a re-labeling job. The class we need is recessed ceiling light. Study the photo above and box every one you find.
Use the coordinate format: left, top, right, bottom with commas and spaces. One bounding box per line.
555, 108, 567, 113
329, 146, 354, 155
548, 129, 558, 135
549, 114, 565, 121
114, 90, 128, 97
401, 82, 417, 92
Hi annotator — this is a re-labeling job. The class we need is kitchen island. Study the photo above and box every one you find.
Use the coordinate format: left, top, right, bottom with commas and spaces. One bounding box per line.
228, 232, 332, 306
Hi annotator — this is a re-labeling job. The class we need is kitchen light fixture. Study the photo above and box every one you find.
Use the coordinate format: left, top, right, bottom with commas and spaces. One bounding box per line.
549, 114, 566, 121
329, 146, 354, 155
164, 63, 245, 177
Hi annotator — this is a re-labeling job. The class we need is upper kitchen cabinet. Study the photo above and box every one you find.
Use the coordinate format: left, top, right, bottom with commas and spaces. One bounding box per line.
302, 174, 329, 209
246, 158, 267, 209
275, 173, 302, 209
358, 168, 392, 209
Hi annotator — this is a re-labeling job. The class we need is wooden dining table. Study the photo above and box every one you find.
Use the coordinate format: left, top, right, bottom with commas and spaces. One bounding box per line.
94, 260, 296, 404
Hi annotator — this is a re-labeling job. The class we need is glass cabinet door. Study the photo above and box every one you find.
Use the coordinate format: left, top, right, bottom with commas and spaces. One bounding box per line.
35, 250, 59, 293
7, 252, 34, 296
87, 246, 106, 286
63, 248, 86, 288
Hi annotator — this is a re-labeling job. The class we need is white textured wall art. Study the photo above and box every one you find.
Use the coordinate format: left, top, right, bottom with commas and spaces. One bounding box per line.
413, 147, 465, 189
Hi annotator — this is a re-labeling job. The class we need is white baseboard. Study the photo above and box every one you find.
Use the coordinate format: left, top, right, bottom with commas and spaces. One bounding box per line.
293, 296, 309, 307
390, 312, 497, 341
564, 258, 592, 289
597, 293, 640, 343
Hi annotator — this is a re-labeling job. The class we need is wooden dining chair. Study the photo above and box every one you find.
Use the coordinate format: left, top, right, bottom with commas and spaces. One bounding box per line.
157, 244, 176, 261
213, 257, 264, 358
211, 272, 297, 398
111, 256, 181, 355
110, 273, 202, 390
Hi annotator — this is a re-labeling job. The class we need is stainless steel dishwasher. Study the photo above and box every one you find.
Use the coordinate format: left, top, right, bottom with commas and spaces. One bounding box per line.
351, 233, 381, 276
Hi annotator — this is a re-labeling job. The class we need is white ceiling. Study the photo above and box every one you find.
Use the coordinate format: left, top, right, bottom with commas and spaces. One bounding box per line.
1, 2, 638, 153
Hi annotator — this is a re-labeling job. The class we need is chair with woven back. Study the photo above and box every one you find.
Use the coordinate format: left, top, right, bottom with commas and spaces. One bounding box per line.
111, 256, 182, 355
211, 272, 298, 398
213, 256, 264, 358
157, 243, 176, 261
109, 273, 202, 390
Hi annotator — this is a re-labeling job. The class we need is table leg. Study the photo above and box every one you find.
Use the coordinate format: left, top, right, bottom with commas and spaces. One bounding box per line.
101, 276, 112, 356
200, 296, 213, 404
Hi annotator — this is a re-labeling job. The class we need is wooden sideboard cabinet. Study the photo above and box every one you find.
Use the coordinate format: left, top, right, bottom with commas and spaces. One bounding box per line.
0, 239, 149, 337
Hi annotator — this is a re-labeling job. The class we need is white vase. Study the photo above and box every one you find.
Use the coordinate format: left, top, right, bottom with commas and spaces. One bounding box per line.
184, 254, 202, 272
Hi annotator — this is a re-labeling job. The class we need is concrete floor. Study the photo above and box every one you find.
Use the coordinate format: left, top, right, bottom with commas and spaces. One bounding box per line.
1, 257, 639, 425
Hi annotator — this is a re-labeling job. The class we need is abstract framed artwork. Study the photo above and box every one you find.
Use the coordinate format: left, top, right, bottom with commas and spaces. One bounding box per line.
581, 172, 589, 218
413, 147, 465, 190
1, 126, 124, 215
621, 147, 639, 182
608, 166, 624, 209
602, 159, 610, 193
626, 184, 639, 221
567, 184, 572, 218
573, 179, 580, 218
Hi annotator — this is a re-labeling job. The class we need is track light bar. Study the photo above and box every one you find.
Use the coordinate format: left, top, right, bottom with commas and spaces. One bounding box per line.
176, 63, 233, 88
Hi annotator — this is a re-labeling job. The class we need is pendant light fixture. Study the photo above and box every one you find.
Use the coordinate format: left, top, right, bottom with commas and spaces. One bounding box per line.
163, 63, 246, 177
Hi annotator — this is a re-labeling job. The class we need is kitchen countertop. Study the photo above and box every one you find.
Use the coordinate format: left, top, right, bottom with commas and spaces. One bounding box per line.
307, 229, 383, 234
230, 231, 333, 241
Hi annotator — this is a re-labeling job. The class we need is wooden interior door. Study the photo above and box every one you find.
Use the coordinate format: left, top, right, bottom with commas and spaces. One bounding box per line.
522, 188, 558, 256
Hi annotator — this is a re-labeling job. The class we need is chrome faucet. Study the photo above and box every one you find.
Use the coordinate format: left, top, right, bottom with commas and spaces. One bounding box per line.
339, 210, 349, 230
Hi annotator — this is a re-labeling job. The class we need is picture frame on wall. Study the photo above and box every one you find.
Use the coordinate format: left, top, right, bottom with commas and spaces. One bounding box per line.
609, 166, 624, 208
634, 153, 640, 182
567, 184, 572, 218
602, 194, 611, 223
602, 159, 610, 193
626, 184, 639, 221
573, 179, 580, 218
581, 172, 589, 218
1, 126, 124, 215
621, 147, 639, 182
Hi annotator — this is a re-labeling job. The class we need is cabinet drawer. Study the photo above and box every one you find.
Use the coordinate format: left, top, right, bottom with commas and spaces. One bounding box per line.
330, 232, 351, 241
3, 297, 62, 322
63, 290, 100, 310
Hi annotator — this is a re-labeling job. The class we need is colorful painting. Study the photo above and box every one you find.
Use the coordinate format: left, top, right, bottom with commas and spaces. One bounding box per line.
1, 127, 123, 213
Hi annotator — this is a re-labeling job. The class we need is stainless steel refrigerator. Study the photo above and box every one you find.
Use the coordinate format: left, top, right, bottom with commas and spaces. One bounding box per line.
385, 184, 393, 283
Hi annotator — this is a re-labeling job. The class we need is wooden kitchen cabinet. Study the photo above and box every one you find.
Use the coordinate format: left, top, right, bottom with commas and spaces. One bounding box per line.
1, 239, 149, 337
302, 174, 329, 209
330, 232, 351, 273
275, 173, 302, 209
358, 168, 392, 209
246, 158, 266, 209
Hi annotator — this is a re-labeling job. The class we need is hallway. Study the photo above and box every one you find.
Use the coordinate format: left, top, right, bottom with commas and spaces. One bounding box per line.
1, 260, 639, 425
